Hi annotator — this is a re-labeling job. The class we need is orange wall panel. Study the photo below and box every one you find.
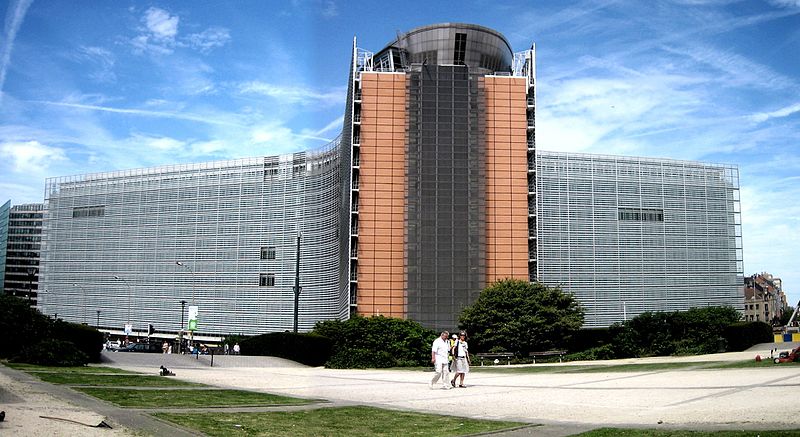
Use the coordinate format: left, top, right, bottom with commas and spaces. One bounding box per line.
483, 76, 530, 283
356, 72, 407, 319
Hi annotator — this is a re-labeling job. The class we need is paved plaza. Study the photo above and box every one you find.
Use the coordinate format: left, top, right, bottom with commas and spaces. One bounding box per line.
1, 343, 798, 436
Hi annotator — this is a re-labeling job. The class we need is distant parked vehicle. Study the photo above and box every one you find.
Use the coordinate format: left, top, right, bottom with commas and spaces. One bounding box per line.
117, 343, 163, 353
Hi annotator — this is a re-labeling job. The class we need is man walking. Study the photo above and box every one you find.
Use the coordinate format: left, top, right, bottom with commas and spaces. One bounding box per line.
430, 331, 452, 389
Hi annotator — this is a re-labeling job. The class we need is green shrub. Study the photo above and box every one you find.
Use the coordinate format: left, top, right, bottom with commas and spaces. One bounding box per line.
723, 322, 773, 351
313, 316, 435, 369
52, 320, 104, 363
0, 294, 52, 359
565, 344, 616, 361
239, 332, 332, 366
12, 339, 89, 366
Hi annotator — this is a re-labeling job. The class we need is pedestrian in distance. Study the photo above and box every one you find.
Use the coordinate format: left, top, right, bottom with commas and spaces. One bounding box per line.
449, 333, 457, 371
233, 343, 240, 355
451, 331, 471, 388
430, 331, 452, 389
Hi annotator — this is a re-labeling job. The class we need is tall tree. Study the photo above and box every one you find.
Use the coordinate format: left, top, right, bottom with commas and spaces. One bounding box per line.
458, 279, 584, 355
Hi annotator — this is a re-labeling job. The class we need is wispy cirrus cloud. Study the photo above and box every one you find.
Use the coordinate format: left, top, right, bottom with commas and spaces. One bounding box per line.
770, 0, 800, 8
0, 0, 33, 103
30, 100, 245, 127
750, 102, 800, 123
70, 46, 116, 83
0, 140, 67, 173
238, 81, 345, 106
185, 27, 231, 53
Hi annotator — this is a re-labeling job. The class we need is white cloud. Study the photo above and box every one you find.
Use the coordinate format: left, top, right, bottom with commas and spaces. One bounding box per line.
0, 0, 34, 102
32, 100, 244, 127
129, 133, 185, 151
73, 46, 117, 83
321, 0, 338, 18
186, 27, 231, 53
750, 102, 800, 123
144, 7, 179, 40
0, 140, 67, 173
238, 81, 345, 106
662, 44, 796, 91
770, 0, 800, 8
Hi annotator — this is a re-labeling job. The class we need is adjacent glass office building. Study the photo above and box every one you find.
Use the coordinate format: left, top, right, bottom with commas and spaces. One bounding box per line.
38, 23, 743, 335
537, 152, 743, 327
40, 143, 343, 335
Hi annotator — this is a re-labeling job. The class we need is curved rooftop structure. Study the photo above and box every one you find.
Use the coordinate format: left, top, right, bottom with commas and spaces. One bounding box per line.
373, 22, 514, 73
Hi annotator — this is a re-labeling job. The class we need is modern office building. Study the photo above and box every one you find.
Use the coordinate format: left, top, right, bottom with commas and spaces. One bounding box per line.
0, 200, 10, 291
40, 147, 342, 335
38, 23, 743, 336
3, 203, 44, 305
537, 152, 743, 327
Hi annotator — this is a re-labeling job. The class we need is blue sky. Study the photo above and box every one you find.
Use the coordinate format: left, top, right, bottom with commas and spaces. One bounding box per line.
1, 0, 799, 307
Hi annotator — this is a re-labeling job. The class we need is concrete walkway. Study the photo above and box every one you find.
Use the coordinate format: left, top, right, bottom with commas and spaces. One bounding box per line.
104, 343, 800, 433
3, 342, 799, 436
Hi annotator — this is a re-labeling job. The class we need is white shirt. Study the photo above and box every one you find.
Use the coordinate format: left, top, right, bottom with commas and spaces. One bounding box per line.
431, 337, 450, 364
454, 340, 468, 358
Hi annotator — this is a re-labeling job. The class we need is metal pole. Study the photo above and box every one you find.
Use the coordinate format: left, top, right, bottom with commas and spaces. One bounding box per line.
96, 310, 101, 327
74, 283, 87, 324
113, 276, 132, 325
179, 299, 187, 353
293, 233, 301, 333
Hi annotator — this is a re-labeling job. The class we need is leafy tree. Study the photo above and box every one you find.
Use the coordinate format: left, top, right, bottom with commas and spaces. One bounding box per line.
458, 279, 584, 355
778, 306, 796, 326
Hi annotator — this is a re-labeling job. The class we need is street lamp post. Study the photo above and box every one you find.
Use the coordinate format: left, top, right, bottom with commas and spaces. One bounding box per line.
179, 299, 187, 353
175, 262, 195, 304
27, 267, 37, 302
293, 233, 301, 333
96, 310, 101, 328
73, 283, 87, 324
176, 262, 195, 351
113, 275, 133, 333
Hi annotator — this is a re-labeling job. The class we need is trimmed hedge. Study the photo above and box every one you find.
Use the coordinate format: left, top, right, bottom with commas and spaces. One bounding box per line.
239, 332, 332, 366
313, 316, 436, 369
723, 322, 773, 352
12, 339, 89, 367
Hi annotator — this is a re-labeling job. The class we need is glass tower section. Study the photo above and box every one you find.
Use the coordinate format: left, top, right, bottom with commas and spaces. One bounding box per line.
0, 200, 10, 291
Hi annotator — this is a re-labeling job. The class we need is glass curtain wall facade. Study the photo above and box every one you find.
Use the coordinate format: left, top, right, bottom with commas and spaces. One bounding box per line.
536, 151, 744, 327
0, 200, 10, 291
39, 142, 342, 336
3, 203, 43, 304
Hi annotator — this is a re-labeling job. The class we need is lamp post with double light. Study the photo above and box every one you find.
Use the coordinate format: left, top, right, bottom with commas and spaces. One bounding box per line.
178, 299, 187, 353
73, 283, 87, 324
176, 262, 196, 351
113, 275, 133, 336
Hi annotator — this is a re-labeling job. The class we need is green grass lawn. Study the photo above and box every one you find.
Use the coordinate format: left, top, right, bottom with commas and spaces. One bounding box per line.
2, 362, 136, 374
470, 361, 726, 373
575, 428, 800, 436
33, 372, 203, 387
76, 387, 319, 408
154, 405, 527, 437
